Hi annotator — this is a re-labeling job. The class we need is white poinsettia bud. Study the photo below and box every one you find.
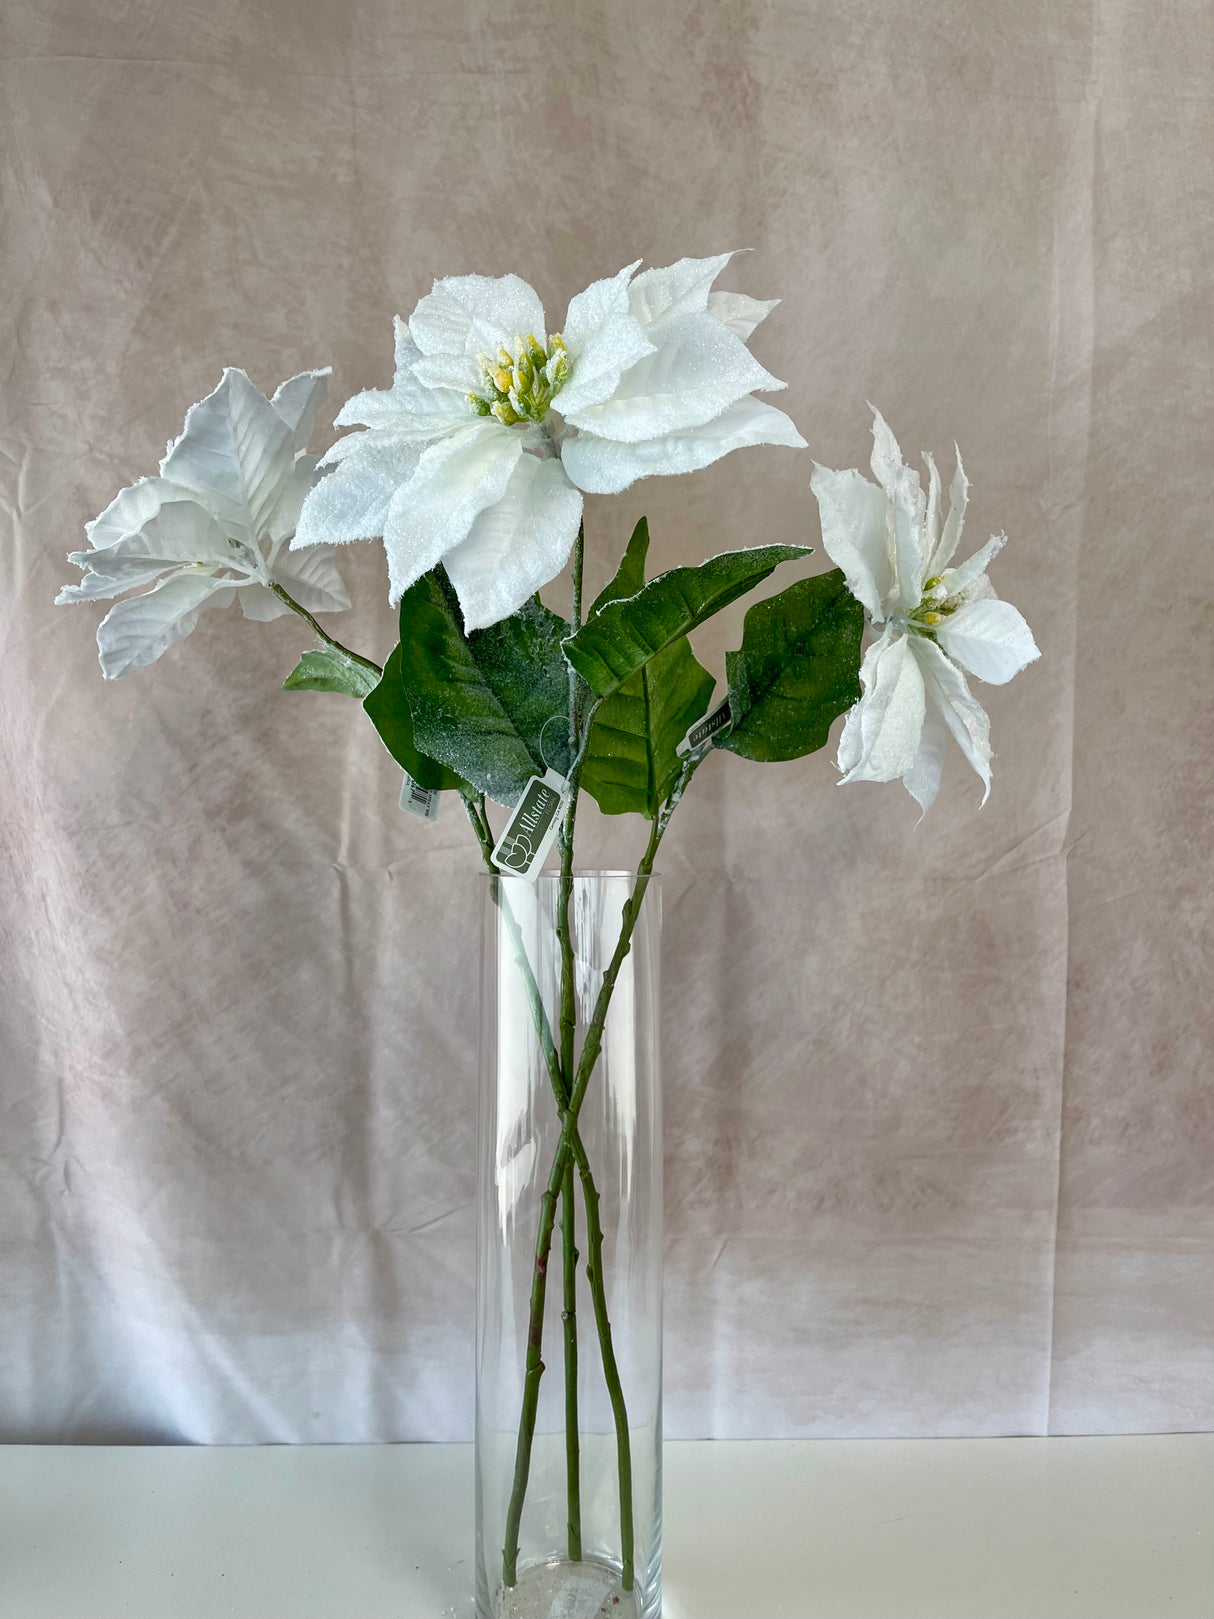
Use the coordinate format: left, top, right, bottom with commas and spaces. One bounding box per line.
811, 408, 1040, 814
58, 369, 350, 678
290, 254, 807, 631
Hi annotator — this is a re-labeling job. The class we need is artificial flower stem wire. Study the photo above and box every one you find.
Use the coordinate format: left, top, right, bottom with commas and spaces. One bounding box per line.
269, 582, 383, 676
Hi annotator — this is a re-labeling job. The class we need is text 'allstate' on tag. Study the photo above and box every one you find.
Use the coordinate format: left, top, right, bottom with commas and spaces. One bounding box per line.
490, 768, 568, 879
677, 696, 733, 757
399, 773, 441, 822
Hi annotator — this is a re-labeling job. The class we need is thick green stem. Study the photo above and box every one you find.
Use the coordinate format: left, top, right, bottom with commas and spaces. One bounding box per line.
269, 582, 382, 675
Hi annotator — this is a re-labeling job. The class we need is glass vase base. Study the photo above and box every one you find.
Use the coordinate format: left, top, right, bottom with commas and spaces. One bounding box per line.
498, 1558, 637, 1619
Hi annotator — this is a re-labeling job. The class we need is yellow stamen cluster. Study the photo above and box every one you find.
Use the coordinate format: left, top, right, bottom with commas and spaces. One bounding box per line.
908, 575, 962, 636
467, 332, 568, 426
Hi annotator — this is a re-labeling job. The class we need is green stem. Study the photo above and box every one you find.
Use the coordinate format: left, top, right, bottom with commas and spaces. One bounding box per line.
269, 582, 382, 676
557, 520, 586, 1560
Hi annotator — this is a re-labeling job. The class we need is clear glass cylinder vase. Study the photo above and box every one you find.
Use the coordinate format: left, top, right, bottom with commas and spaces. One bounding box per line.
476, 872, 662, 1619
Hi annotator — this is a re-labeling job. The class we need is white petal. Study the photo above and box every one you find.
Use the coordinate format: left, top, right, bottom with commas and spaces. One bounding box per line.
563, 397, 805, 495
706, 290, 779, 339
922, 450, 941, 564
562, 312, 783, 443
270, 369, 330, 453
444, 454, 583, 630
95, 572, 235, 678
408, 273, 546, 358
58, 500, 233, 601
270, 544, 351, 614
237, 582, 293, 622
837, 628, 926, 785
557, 261, 655, 417
85, 476, 191, 550
334, 382, 468, 441
266, 454, 321, 546
394, 314, 421, 373
409, 352, 483, 395
902, 706, 951, 815
381, 422, 523, 605
911, 635, 992, 802
943, 532, 1005, 599
935, 597, 1040, 685
867, 410, 927, 612
809, 463, 893, 620
927, 445, 969, 577
159, 369, 294, 547
295, 433, 422, 548
627, 252, 735, 332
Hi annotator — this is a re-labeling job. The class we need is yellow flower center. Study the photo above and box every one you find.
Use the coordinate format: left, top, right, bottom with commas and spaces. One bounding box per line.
467, 332, 568, 426
907, 576, 964, 636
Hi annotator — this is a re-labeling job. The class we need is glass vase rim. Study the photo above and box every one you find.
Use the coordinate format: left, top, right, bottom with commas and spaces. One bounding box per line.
480, 869, 660, 882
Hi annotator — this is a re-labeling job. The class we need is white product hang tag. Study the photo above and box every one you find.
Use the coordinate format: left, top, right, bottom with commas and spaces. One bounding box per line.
676, 695, 733, 757
491, 768, 569, 879
399, 773, 441, 822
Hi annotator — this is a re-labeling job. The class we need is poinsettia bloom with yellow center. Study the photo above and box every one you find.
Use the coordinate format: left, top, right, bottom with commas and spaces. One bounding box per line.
810, 409, 1040, 813
291, 253, 806, 630
58, 369, 350, 678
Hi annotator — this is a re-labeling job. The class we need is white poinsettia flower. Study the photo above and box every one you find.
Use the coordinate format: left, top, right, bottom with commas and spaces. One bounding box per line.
811, 408, 1040, 813
58, 369, 350, 678
291, 252, 806, 630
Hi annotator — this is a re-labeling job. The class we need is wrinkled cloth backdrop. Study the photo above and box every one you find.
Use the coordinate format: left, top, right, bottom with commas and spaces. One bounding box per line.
1, 0, 1211, 1443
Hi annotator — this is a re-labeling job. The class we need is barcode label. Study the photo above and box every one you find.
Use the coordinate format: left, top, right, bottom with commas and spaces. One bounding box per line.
399, 774, 441, 821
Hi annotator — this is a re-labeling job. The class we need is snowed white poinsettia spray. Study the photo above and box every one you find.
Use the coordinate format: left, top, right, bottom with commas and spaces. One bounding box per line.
61, 252, 1038, 1616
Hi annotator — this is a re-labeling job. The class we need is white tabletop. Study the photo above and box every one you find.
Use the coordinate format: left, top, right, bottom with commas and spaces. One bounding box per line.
0, 1436, 1210, 1618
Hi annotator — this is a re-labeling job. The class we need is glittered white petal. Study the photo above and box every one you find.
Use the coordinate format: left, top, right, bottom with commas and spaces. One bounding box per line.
902, 705, 952, 815
943, 532, 1006, 599
837, 628, 926, 785
563, 397, 805, 495
95, 571, 235, 678
381, 422, 523, 606
868, 406, 910, 500
628, 252, 736, 332
557, 262, 654, 417
409, 273, 546, 359
562, 312, 783, 443
927, 445, 969, 577
294, 434, 422, 548
270, 369, 330, 454
935, 597, 1040, 685
334, 381, 468, 441
159, 368, 294, 547
810, 463, 893, 620
912, 635, 993, 802
444, 454, 583, 630
706, 290, 779, 339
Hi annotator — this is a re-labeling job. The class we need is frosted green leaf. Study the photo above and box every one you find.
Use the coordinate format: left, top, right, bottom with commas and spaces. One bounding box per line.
718, 570, 864, 762
283, 647, 379, 699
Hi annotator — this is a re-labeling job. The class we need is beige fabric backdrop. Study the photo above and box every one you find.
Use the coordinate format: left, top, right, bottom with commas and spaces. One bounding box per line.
1, 0, 1211, 1443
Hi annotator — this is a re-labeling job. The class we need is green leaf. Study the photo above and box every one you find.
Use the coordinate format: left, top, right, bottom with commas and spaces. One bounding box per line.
579, 518, 715, 817
581, 639, 715, 818
587, 515, 650, 616
467, 597, 571, 778
283, 646, 380, 700
563, 543, 811, 699
362, 645, 466, 792
717, 569, 864, 762
392, 571, 564, 805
